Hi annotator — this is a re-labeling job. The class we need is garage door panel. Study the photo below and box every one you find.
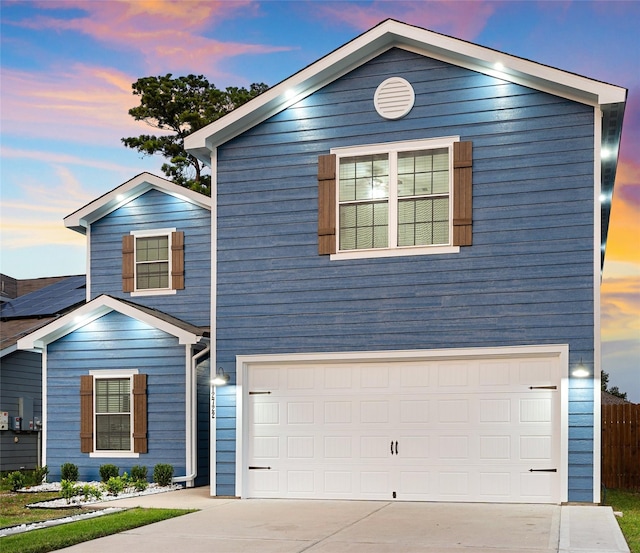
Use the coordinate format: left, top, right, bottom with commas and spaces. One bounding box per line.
246, 355, 560, 502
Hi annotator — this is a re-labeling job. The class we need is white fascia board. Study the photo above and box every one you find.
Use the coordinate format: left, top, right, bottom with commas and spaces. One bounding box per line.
17, 295, 202, 351
185, 19, 626, 162
64, 172, 212, 234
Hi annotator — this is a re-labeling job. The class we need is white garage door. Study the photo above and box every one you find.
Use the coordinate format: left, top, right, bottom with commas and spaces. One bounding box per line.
245, 354, 561, 503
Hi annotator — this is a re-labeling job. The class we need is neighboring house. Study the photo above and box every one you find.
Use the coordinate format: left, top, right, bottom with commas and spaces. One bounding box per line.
18, 19, 626, 504
601, 391, 633, 406
18, 173, 212, 486
184, 19, 626, 504
0, 275, 86, 471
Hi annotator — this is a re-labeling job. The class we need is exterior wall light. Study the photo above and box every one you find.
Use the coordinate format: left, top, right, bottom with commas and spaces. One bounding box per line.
212, 367, 230, 386
571, 359, 590, 378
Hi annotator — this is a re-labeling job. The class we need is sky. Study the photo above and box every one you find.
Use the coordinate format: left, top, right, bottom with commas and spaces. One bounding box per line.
0, 0, 638, 401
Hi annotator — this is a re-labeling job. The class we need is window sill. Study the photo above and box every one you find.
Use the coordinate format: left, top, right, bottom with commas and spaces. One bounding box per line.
90, 452, 140, 458
330, 245, 460, 261
131, 289, 177, 297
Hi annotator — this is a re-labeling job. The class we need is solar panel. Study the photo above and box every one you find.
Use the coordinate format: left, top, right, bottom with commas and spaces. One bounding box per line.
0, 275, 86, 319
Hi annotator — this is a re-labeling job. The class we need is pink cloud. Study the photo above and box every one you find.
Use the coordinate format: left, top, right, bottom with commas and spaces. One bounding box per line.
0, 64, 153, 145
310, 0, 496, 40
13, 0, 291, 76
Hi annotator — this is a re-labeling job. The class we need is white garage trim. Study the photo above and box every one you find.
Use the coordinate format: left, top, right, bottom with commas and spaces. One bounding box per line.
236, 344, 569, 502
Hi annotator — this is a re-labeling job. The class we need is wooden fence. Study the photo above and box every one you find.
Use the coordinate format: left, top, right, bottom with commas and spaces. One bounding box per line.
601, 403, 640, 491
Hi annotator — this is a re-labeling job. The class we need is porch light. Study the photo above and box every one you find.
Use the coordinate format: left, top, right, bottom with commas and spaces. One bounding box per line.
212, 367, 230, 386
572, 359, 590, 378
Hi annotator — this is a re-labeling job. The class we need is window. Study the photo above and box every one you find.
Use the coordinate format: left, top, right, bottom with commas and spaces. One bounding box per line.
318, 138, 472, 258
95, 378, 131, 451
122, 229, 184, 294
80, 372, 147, 456
136, 236, 169, 290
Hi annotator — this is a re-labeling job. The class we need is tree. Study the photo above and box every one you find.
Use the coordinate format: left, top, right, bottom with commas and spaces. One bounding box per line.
601, 370, 627, 400
122, 74, 268, 195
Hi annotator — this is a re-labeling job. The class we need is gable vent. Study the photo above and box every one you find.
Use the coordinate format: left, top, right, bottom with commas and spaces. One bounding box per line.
374, 77, 415, 120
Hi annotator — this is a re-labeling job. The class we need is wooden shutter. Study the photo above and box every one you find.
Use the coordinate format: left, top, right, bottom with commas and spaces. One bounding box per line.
318, 154, 336, 255
80, 375, 94, 453
171, 231, 185, 290
122, 235, 135, 292
452, 141, 473, 246
133, 374, 148, 454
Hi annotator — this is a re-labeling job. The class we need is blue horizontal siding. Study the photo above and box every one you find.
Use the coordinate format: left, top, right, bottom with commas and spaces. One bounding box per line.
90, 189, 210, 327
45, 311, 190, 482
212, 48, 597, 500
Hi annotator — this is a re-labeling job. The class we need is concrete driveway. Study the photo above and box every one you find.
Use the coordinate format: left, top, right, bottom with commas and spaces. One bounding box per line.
55, 487, 629, 553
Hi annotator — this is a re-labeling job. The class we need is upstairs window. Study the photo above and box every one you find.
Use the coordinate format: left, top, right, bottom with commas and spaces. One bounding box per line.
136, 235, 169, 290
319, 137, 472, 259
122, 229, 184, 294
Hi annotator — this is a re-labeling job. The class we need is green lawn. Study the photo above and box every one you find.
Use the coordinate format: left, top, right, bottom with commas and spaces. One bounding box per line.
605, 488, 640, 553
1, 507, 195, 553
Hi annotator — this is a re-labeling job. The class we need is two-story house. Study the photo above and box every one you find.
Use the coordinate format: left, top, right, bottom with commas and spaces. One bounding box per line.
184, 19, 626, 504
19, 19, 625, 504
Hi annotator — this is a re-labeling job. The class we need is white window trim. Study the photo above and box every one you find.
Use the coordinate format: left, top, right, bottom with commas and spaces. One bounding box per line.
89, 369, 140, 458
331, 136, 460, 261
130, 228, 177, 296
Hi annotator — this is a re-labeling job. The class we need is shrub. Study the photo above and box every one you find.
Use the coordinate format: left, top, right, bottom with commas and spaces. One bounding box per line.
131, 465, 148, 482
7, 471, 25, 492
32, 465, 49, 485
153, 463, 174, 487
105, 476, 125, 495
81, 483, 103, 502
134, 478, 149, 492
61, 479, 80, 504
99, 464, 119, 483
60, 463, 79, 482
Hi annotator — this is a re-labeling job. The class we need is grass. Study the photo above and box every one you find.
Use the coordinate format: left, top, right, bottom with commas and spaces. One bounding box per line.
1, 507, 195, 553
605, 488, 640, 553
0, 490, 92, 527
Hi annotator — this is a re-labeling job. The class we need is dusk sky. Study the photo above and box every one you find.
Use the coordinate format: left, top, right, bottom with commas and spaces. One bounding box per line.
1, 1, 638, 401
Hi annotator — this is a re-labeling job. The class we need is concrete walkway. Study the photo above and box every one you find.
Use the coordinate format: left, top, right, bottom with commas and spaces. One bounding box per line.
55, 487, 630, 553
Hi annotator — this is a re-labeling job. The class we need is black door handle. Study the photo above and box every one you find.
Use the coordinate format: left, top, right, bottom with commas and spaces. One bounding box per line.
395, 441, 398, 455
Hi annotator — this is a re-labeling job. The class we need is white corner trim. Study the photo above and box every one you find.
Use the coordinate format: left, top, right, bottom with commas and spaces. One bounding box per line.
593, 107, 603, 503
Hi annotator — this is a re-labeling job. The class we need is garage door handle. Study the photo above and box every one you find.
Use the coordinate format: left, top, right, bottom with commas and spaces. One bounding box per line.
390, 441, 394, 455
390, 441, 398, 455
529, 468, 557, 472
395, 441, 398, 455
249, 466, 271, 470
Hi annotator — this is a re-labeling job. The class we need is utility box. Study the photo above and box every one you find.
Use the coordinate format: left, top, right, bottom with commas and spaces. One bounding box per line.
19, 397, 34, 432
12, 416, 22, 431
0, 411, 8, 431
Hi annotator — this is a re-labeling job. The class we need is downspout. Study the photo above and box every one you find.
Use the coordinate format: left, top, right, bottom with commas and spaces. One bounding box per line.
173, 344, 210, 487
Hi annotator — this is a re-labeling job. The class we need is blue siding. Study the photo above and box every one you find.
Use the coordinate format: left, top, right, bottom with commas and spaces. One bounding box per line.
45, 311, 191, 482
90, 189, 211, 327
214, 49, 598, 500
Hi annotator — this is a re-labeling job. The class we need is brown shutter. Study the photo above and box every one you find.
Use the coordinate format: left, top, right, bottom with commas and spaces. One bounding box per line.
122, 235, 135, 292
133, 373, 148, 454
452, 141, 473, 246
318, 154, 336, 255
80, 375, 94, 453
171, 231, 185, 290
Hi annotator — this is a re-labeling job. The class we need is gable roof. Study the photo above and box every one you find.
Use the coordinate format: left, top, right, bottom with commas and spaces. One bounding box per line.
185, 19, 626, 161
16, 294, 209, 351
184, 18, 626, 268
64, 172, 212, 234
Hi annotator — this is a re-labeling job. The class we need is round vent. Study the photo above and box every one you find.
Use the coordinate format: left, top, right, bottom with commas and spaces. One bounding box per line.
374, 77, 415, 120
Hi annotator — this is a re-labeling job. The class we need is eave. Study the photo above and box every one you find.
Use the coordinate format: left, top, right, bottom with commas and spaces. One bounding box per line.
17, 295, 208, 351
64, 172, 212, 235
